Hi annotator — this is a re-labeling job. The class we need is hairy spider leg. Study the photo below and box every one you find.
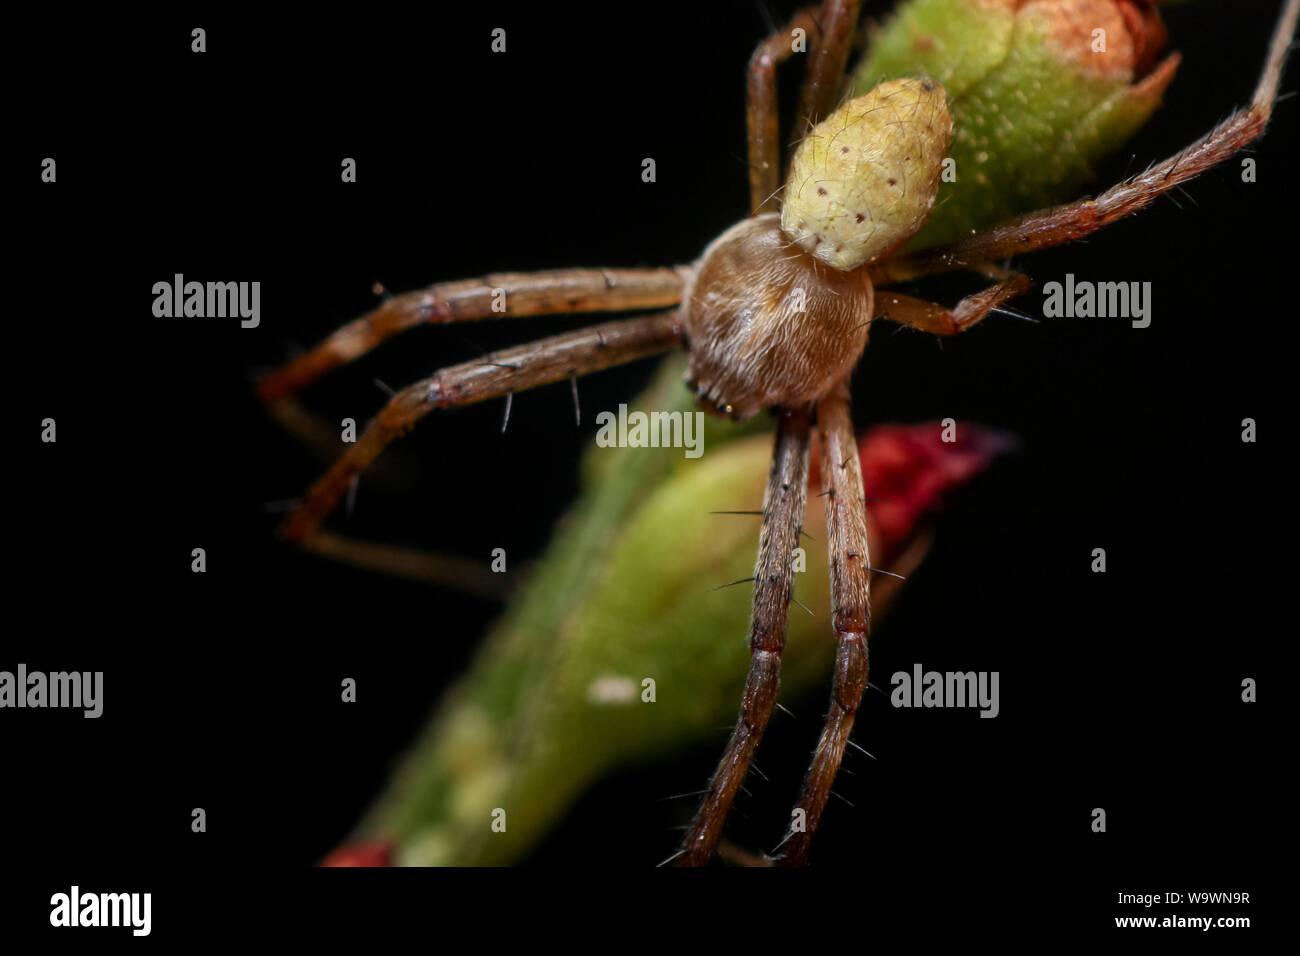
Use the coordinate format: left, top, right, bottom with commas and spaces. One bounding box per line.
277, 312, 683, 544
677, 408, 813, 866
874, 273, 1032, 336
747, 5, 821, 213
794, 0, 864, 139
256, 267, 689, 403
776, 384, 871, 866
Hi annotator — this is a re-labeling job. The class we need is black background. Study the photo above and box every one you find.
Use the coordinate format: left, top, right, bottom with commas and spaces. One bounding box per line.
8, 0, 1293, 937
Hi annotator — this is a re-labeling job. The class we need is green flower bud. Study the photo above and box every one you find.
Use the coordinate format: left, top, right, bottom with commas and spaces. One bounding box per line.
851, 0, 1178, 247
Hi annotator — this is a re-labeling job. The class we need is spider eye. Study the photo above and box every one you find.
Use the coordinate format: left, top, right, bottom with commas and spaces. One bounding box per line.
781, 77, 953, 271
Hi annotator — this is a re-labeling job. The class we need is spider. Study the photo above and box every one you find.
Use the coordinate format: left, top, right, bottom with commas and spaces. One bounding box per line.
259, 0, 1298, 866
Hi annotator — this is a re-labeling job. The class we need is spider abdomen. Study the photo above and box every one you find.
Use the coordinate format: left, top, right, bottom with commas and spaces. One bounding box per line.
782, 77, 952, 271
683, 214, 873, 420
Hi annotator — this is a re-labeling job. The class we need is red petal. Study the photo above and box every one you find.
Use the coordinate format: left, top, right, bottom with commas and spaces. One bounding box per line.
857, 422, 1017, 551
320, 839, 394, 867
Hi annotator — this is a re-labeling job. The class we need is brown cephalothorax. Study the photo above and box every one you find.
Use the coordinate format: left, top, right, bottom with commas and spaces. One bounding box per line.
683, 214, 873, 420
